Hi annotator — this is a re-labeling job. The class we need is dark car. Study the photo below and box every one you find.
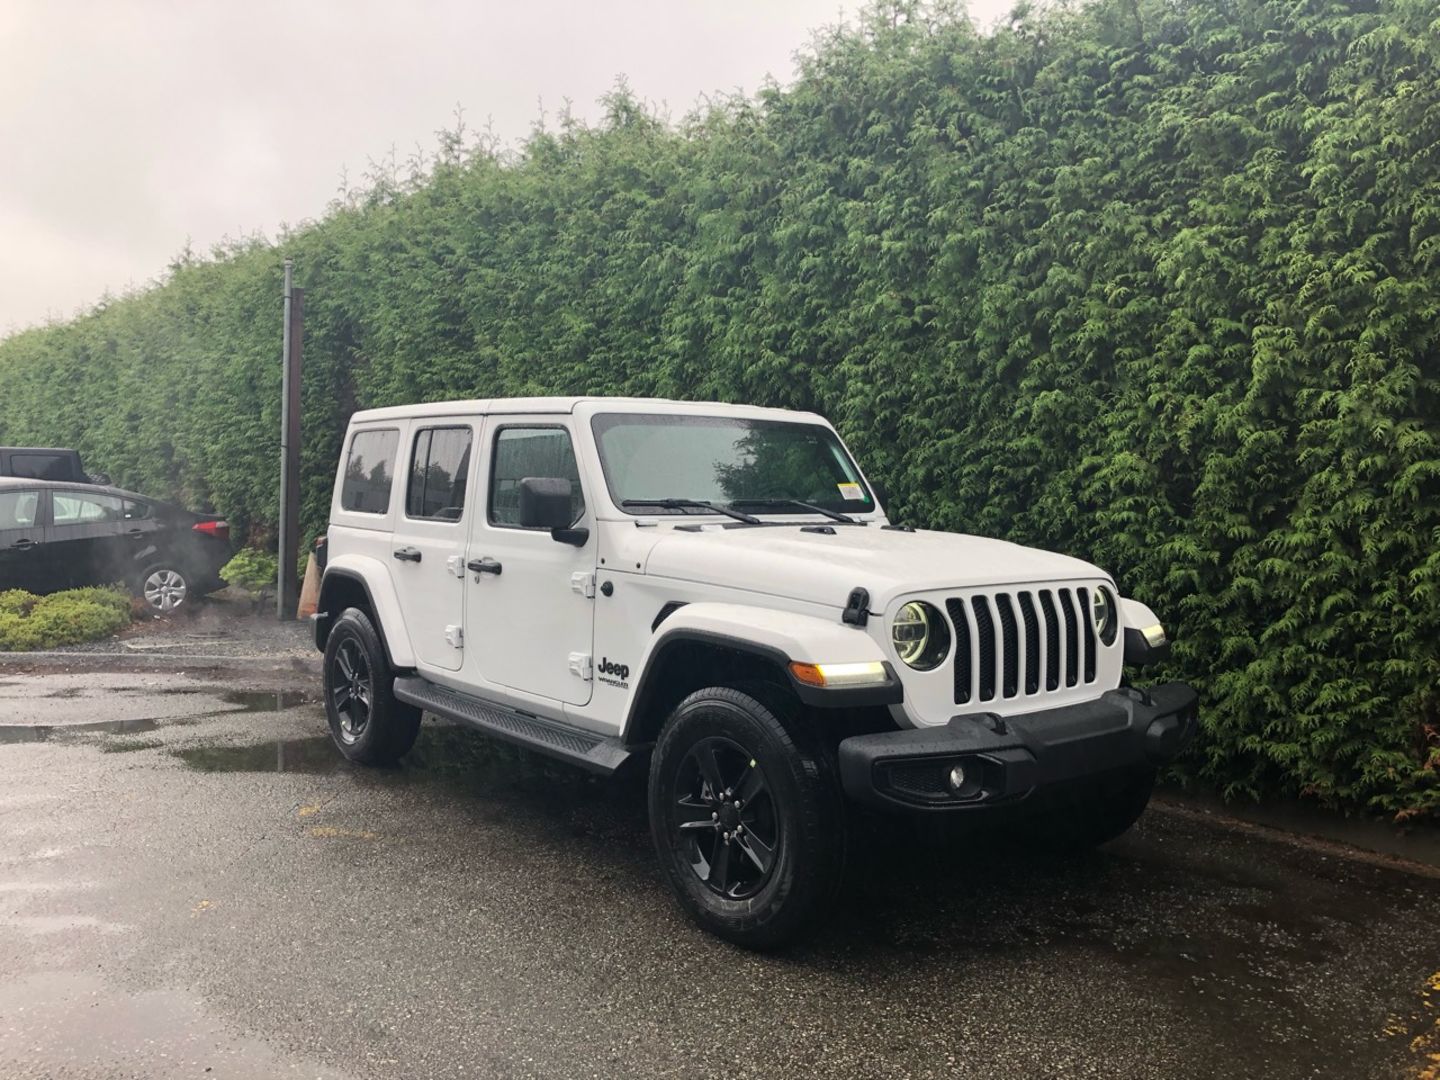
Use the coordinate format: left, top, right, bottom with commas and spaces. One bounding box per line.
0, 478, 230, 613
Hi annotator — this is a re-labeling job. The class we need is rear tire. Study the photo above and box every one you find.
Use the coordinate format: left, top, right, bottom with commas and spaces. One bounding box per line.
137, 563, 190, 614
1023, 768, 1156, 851
648, 686, 845, 950
323, 608, 421, 766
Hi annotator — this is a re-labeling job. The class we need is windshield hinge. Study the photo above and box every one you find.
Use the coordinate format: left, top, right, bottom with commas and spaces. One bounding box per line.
842, 588, 871, 627
570, 571, 596, 599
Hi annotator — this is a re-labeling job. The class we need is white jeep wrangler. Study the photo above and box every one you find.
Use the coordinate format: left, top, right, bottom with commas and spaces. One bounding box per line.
314, 397, 1196, 948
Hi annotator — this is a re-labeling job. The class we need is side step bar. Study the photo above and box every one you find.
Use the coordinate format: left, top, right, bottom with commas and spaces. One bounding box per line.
393, 676, 637, 776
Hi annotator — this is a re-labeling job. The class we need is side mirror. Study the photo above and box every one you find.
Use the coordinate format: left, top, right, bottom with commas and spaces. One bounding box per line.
517, 477, 588, 546
870, 480, 889, 509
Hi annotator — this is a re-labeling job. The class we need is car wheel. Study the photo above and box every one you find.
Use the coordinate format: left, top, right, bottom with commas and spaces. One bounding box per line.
138, 564, 190, 614
323, 608, 421, 766
648, 686, 845, 950
1024, 768, 1156, 851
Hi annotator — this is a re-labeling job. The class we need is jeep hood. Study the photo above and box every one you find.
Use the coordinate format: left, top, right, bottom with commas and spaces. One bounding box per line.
640, 525, 1107, 612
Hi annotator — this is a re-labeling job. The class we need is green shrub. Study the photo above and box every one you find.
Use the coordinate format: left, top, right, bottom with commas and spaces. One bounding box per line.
0, 590, 38, 617
0, 611, 42, 650
55, 586, 133, 617
220, 549, 279, 594
0, 588, 131, 650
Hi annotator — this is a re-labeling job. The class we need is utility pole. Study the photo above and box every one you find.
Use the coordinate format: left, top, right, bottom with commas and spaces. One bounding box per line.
278, 259, 303, 620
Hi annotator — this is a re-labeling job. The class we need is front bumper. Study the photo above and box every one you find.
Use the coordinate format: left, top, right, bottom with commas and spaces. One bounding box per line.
837, 682, 1198, 812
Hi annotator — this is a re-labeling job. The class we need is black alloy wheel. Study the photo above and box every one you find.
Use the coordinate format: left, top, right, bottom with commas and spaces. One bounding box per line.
673, 735, 781, 900
322, 608, 421, 766
649, 686, 845, 950
331, 636, 373, 745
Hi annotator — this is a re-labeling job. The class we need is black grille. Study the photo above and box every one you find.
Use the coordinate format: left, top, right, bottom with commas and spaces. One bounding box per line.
971, 596, 996, 702
1039, 590, 1061, 691
1077, 587, 1097, 683
995, 593, 1019, 699
1018, 591, 1041, 694
945, 598, 971, 705
947, 586, 1099, 705
1059, 588, 1080, 687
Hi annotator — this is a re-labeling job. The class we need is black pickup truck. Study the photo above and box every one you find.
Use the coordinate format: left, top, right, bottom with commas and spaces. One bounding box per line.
0, 447, 108, 485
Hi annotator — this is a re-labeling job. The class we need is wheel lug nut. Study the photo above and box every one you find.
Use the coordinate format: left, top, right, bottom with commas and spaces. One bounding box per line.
711, 812, 718, 821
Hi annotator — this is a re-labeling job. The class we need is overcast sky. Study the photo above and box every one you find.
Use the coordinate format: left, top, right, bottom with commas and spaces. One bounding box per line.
0, 0, 1011, 337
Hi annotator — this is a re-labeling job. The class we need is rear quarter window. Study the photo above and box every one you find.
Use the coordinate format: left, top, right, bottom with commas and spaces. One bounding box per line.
340, 429, 400, 515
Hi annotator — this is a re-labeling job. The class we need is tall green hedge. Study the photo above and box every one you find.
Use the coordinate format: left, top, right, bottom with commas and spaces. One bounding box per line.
1, 0, 1436, 815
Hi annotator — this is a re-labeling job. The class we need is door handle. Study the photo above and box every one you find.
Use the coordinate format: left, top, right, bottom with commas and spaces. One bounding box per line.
392, 547, 422, 563
466, 557, 502, 576
126, 528, 144, 539
12, 538, 37, 551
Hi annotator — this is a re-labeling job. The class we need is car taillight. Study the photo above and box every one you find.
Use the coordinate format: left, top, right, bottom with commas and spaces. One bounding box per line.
193, 520, 229, 540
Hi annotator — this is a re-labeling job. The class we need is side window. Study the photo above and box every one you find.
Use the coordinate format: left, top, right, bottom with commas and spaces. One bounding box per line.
53, 491, 125, 525
405, 427, 472, 521
0, 491, 39, 530
123, 499, 152, 521
489, 427, 585, 528
340, 429, 400, 514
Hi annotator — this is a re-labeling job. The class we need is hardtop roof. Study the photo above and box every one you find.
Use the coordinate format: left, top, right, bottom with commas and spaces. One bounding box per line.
348, 396, 826, 426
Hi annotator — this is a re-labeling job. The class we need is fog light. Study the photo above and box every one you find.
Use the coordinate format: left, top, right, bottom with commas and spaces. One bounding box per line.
947, 763, 967, 792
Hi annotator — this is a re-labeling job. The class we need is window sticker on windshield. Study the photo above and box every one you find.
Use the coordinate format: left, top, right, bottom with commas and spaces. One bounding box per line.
837, 482, 863, 501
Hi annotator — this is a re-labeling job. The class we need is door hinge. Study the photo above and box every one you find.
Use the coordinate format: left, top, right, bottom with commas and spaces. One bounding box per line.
445, 625, 464, 649
568, 652, 593, 681
570, 571, 596, 599
446, 555, 467, 579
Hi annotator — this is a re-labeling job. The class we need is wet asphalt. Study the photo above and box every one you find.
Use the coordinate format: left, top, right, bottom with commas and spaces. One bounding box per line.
0, 670, 1437, 1080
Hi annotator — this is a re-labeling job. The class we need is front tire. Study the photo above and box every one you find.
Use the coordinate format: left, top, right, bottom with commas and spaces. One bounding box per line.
323, 608, 421, 766
648, 687, 845, 950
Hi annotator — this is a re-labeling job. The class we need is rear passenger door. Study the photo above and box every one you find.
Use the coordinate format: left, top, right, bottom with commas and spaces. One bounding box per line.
389, 421, 480, 672
46, 490, 130, 589
0, 488, 54, 592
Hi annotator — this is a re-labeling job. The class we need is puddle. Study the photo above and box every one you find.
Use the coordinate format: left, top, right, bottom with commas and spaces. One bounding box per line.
0, 717, 161, 744
138, 686, 317, 712
217, 689, 317, 712
0, 971, 356, 1078
172, 736, 348, 774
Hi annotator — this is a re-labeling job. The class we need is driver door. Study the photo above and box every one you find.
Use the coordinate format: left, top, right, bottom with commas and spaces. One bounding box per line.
466, 421, 596, 707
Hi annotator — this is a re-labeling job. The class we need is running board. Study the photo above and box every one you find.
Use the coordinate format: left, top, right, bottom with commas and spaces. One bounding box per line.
392, 676, 636, 776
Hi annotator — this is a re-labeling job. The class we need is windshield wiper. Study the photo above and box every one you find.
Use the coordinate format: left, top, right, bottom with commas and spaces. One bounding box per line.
621, 498, 762, 525
731, 498, 857, 525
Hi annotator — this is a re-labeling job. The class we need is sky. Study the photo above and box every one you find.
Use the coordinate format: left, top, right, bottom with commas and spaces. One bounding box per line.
0, 1, 1011, 337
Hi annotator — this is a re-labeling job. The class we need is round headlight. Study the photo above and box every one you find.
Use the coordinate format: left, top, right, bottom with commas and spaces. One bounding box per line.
891, 601, 950, 670
1092, 586, 1118, 645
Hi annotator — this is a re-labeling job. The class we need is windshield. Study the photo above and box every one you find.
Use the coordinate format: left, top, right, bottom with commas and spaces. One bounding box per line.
591, 413, 874, 515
